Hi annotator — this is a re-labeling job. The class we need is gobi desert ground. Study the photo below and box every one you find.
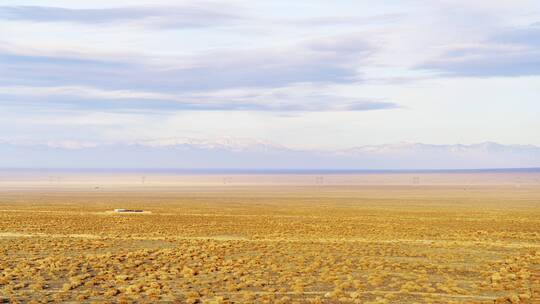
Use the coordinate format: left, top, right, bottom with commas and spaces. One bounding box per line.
1, 171, 539, 303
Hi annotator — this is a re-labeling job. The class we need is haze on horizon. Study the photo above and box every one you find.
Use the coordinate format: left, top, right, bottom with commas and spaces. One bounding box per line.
1, 0, 539, 168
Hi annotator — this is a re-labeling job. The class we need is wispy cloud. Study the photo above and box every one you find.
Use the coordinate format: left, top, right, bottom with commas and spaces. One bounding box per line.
0, 85, 398, 112
298, 14, 403, 27
0, 34, 374, 93
418, 23, 540, 77
493, 23, 540, 46
0, 5, 241, 28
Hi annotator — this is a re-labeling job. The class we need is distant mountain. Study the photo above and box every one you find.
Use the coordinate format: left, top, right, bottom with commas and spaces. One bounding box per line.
133, 137, 288, 152
335, 142, 540, 169
0, 138, 538, 169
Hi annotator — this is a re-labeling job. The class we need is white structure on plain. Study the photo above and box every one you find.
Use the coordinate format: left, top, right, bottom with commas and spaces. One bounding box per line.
114, 209, 145, 213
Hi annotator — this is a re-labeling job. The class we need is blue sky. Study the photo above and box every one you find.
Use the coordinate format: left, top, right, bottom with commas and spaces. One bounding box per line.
1, 0, 539, 149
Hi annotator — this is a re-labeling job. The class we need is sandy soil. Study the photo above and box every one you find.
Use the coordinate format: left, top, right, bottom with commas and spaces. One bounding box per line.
0, 174, 539, 303
0, 170, 539, 191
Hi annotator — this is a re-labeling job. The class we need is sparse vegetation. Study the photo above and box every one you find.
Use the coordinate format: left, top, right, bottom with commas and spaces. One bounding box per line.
0, 185, 539, 303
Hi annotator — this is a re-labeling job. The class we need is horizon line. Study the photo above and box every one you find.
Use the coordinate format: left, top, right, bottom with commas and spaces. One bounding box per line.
1, 167, 540, 174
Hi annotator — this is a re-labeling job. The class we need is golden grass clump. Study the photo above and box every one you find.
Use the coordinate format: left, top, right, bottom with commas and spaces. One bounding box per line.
0, 185, 539, 303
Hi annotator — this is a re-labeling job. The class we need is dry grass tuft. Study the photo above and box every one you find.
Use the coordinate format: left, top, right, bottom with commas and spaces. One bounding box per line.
0, 186, 539, 303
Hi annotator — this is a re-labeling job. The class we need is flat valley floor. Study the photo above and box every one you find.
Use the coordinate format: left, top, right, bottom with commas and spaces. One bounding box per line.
0, 173, 539, 303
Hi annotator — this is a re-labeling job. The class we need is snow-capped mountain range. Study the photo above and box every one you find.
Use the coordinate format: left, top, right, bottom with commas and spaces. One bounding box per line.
0, 138, 538, 169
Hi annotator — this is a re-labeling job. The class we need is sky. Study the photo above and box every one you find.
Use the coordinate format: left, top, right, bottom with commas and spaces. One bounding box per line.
1, 0, 540, 150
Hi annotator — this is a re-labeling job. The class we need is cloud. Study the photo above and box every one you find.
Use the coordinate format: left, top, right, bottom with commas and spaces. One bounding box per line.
0, 34, 374, 92
0, 85, 398, 112
0, 30, 385, 112
0, 5, 241, 28
418, 23, 540, 77
298, 14, 403, 27
493, 23, 540, 46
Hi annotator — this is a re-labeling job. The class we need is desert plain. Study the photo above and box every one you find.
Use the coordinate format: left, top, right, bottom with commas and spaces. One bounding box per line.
0, 171, 539, 303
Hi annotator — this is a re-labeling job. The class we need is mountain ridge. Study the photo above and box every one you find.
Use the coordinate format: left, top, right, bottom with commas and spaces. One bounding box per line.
0, 139, 538, 169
